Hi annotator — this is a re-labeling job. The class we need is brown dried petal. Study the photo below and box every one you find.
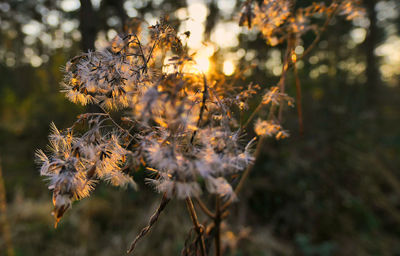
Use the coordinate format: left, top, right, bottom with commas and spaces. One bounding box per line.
52, 193, 72, 228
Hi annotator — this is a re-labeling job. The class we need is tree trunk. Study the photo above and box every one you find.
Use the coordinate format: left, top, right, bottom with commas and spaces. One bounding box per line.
205, 0, 218, 40
79, 0, 97, 52
364, 0, 379, 107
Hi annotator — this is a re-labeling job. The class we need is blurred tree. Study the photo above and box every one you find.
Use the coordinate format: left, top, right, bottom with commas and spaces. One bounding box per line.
79, 0, 97, 51
364, 0, 380, 107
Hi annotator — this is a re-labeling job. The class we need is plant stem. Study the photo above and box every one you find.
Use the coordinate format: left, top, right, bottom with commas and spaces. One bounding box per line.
191, 75, 208, 144
185, 197, 207, 256
299, 1, 339, 62
99, 106, 134, 138
195, 197, 215, 219
293, 63, 304, 135
243, 103, 264, 130
127, 193, 170, 254
278, 35, 294, 122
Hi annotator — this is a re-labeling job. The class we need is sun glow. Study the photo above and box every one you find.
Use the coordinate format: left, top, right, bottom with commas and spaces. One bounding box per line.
193, 56, 210, 73
180, 56, 210, 74
182, 44, 215, 74
162, 41, 216, 75
223, 60, 235, 76
163, 54, 211, 74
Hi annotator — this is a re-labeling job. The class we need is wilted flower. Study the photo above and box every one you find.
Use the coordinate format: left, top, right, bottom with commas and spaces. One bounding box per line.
32, 4, 364, 254
37, 18, 261, 225
253, 0, 291, 45
241, 0, 365, 46
254, 119, 289, 139
36, 122, 134, 225
262, 86, 294, 106
339, 0, 366, 20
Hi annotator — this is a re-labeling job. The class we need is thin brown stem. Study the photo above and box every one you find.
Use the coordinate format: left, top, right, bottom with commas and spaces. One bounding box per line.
127, 194, 170, 254
278, 34, 294, 122
195, 197, 215, 219
185, 197, 207, 256
243, 2, 339, 131
243, 103, 264, 130
299, 2, 339, 61
293, 63, 304, 135
243, 40, 291, 131
146, 38, 159, 65
98, 106, 134, 138
191, 75, 208, 144
133, 34, 148, 72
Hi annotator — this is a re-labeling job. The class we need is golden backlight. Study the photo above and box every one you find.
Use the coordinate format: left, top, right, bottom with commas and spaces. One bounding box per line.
223, 60, 235, 76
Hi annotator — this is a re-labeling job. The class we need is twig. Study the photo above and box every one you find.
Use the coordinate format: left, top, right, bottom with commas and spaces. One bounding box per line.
278, 35, 294, 122
242, 44, 290, 132
242, 103, 263, 131
127, 194, 170, 254
190, 75, 208, 144
98, 106, 134, 138
293, 63, 304, 135
227, 64, 288, 210
299, 2, 339, 62
185, 197, 207, 256
242, 2, 339, 131
195, 197, 215, 219
146, 38, 159, 66
133, 34, 148, 73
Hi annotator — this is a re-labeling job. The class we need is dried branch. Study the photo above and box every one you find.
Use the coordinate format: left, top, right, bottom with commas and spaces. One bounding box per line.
132, 34, 148, 73
190, 75, 208, 144
277, 36, 294, 122
146, 38, 159, 66
99, 106, 134, 138
127, 194, 170, 254
299, 2, 339, 61
195, 197, 215, 219
293, 62, 304, 135
185, 197, 207, 256
243, 103, 264, 130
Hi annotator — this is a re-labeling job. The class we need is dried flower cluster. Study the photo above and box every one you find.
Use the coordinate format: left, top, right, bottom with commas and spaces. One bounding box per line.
262, 86, 294, 106
240, 0, 365, 46
254, 119, 289, 139
36, 121, 134, 226
35, 1, 363, 253
36, 18, 290, 227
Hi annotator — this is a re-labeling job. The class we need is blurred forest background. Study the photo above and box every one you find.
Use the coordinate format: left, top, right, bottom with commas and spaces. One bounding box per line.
1, 0, 400, 255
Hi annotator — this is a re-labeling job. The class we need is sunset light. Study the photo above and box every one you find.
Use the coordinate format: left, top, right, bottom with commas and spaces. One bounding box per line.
193, 56, 210, 73
4, 0, 397, 255
223, 60, 235, 76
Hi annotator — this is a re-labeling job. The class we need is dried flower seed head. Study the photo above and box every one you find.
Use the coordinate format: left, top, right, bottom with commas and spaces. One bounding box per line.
242, 0, 365, 46
37, 121, 135, 225
37, 17, 286, 226
252, 0, 291, 45
262, 86, 294, 106
339, 0, 366, 20
254, 119, 289, 139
